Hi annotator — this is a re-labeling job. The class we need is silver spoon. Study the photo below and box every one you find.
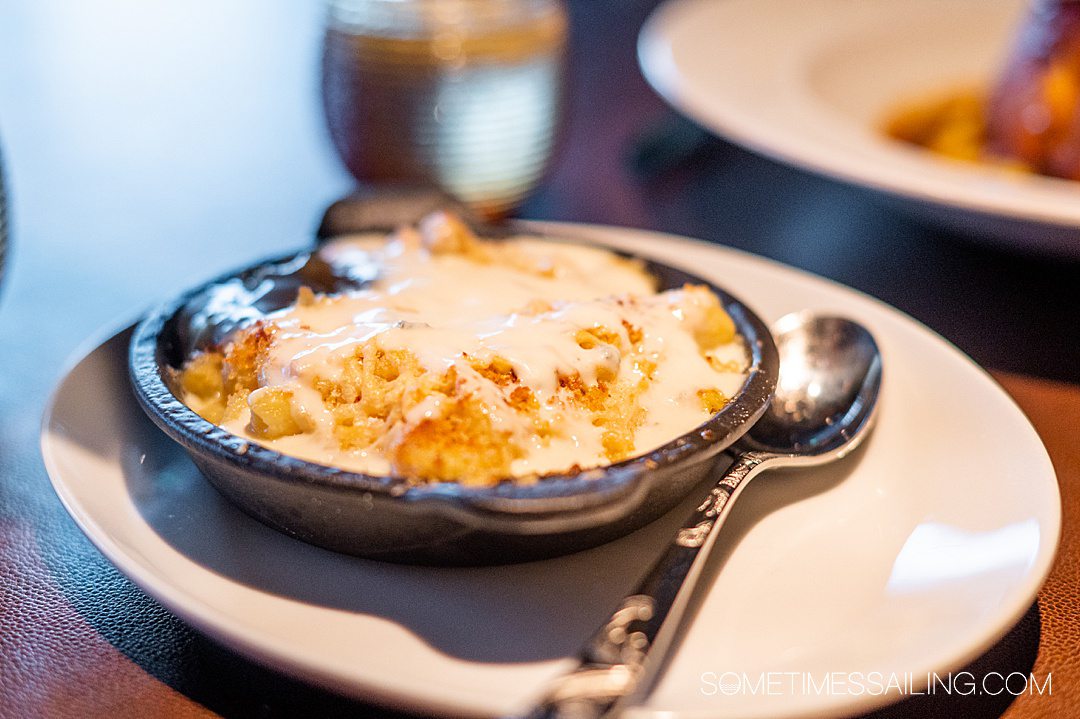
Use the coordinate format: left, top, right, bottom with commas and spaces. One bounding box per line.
521, 313, 883, 719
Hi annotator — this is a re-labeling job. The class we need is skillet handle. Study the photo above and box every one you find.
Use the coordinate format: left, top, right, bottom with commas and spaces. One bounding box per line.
317, 186, 493, 241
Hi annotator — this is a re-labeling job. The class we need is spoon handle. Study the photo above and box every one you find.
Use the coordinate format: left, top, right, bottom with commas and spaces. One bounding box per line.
519, 450, 772, 719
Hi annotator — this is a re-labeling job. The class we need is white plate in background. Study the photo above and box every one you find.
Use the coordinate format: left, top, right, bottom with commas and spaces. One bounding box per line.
639, 0, 1080, 257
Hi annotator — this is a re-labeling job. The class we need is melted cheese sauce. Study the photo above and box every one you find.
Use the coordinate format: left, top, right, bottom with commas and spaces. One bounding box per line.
213, 232, 748, 478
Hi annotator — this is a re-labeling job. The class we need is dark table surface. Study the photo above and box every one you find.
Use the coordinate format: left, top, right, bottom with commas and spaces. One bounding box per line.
1, 1, 1078, 717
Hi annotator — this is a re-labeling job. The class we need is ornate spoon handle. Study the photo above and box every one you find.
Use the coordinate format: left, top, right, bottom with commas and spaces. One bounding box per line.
521, 451, 772, 719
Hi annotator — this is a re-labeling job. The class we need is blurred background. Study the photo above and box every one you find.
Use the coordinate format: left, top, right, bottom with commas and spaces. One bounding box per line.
0, 0, 1076, 386
1, 1, 1079, 718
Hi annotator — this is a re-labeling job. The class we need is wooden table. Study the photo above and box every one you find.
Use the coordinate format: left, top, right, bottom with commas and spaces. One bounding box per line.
1, 1, 1077, 717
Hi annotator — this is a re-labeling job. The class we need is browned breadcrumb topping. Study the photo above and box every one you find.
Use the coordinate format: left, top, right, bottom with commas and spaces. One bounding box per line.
178, 213, 742, 484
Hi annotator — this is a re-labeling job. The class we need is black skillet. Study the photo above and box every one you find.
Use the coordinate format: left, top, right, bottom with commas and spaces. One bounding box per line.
128, 189, 778, 565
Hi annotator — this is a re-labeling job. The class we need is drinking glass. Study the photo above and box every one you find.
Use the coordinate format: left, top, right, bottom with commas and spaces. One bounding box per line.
322, 0, 569, 219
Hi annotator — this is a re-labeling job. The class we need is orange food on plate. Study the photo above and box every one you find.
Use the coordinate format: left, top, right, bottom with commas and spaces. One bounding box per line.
986, 0, 1080, 180
884, 0, 1080, 181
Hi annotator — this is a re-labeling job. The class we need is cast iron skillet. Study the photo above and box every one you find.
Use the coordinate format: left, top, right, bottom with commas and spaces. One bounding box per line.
129, 190, 778, 565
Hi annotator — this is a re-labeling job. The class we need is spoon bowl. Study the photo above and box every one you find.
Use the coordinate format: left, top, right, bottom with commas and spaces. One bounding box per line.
738, 313, 882, 464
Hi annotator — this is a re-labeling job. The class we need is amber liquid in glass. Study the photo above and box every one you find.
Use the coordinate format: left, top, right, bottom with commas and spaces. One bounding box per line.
322, 2, 567, 219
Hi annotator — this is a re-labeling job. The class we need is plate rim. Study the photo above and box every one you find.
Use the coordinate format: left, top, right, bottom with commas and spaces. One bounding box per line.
41, 222, 1062, 719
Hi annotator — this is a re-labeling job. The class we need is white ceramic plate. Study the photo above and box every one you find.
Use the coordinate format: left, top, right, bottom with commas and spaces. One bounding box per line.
42, 224, 1060, 719
639, 0, 1080, 257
